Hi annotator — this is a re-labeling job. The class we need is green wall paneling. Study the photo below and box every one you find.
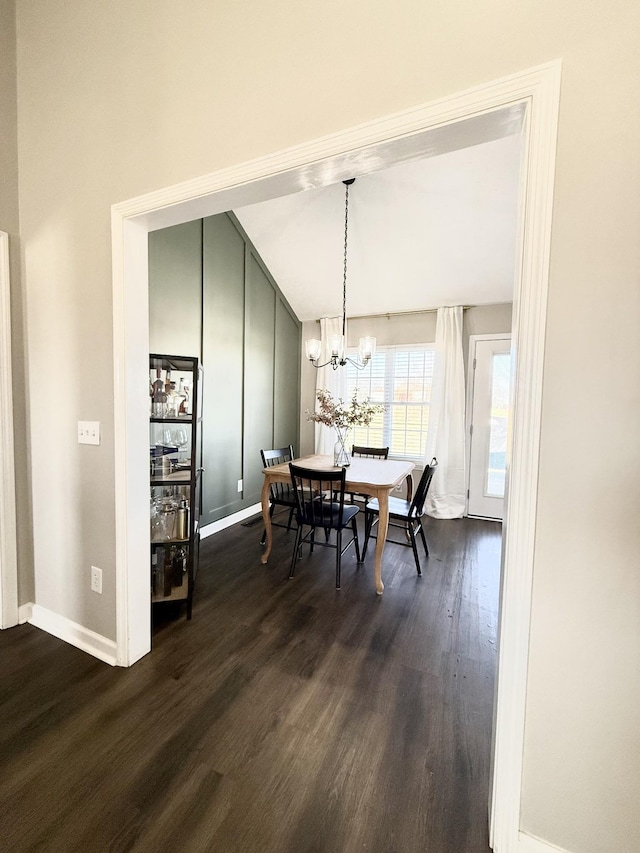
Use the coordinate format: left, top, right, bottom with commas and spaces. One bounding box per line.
274, 297, 301, 452
202, 214, 246, 523
148, 220, 203, 360
149, 211, 302, 528
243, 249, 276, 505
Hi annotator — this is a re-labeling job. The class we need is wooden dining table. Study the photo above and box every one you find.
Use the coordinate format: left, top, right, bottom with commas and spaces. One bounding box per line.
261, 453, 414, 595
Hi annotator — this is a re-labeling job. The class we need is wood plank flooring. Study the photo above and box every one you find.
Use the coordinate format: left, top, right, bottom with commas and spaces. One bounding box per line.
0, 514, 501, 852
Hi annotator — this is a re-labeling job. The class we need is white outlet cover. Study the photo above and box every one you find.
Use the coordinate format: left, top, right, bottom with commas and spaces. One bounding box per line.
90, 565, 102, 593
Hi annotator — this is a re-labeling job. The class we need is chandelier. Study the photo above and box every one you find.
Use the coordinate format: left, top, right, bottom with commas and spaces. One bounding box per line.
305, 178, 376, 370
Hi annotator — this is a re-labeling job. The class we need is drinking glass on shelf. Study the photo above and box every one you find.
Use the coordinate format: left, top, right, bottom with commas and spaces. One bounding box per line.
150, 497, 161, 541
173, 428, 189, 462
150, 496, 175, 541
158, 499, 177, 540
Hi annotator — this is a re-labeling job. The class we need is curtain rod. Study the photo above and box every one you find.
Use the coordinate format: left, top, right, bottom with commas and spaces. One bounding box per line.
315, 306, 470, 324
314, 302, 512, 323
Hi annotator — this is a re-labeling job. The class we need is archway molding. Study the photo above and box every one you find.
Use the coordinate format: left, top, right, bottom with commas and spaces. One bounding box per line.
111, 60, 561, 852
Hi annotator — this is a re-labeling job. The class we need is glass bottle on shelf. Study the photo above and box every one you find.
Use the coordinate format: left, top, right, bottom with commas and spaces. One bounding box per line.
163, 547, 174, 596
175, 377, 187, 416
152, 547, 163, 595
166, 381, 179, 417
172, 547, 187, 587
151, 367, 166, 417
178, 376, 191, 415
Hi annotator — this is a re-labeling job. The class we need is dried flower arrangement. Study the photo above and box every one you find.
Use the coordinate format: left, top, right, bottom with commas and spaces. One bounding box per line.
306, 389, 384, 429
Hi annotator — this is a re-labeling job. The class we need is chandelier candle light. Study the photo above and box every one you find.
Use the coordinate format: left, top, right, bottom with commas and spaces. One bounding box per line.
305, 178, 376, 370
307, 389, 385, 467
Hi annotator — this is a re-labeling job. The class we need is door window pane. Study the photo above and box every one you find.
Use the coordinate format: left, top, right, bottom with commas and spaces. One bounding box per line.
486, 353, 510, 497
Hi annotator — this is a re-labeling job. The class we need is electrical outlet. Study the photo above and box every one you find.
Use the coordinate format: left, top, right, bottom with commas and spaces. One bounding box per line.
78, 421, 100, 445
237, 479, 243, 493
91, 565, 102, 594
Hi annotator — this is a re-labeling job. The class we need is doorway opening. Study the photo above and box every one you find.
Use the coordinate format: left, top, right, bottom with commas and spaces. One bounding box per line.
111, 61, 560, 849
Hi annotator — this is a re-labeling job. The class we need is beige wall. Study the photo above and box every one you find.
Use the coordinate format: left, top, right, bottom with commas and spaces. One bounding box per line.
0, 1, 18, 234
11, 1, 640, 850
0, 0, 33, 604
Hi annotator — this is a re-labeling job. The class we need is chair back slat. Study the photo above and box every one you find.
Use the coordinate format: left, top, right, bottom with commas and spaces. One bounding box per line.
409, 457, 438, 517
351, 445, 389, 459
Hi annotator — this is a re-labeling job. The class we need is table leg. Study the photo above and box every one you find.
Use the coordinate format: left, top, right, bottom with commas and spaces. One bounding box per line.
374, 490, 391, 595
261, 478, 273, 564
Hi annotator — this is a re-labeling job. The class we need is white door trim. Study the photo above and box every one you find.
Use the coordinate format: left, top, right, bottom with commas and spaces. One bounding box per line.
466, 333, 512, 520
0, 231, 18, 629
111, 61, 561, 852
488, 64, 560, 851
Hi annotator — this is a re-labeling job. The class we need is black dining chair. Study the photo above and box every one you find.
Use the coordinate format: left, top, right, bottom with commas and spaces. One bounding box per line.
363, 457, 438, 576
260, 445, 297, 545
288, 463, 361, 589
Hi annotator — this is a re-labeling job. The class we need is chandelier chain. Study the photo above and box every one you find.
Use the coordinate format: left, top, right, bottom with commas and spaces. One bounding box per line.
342, 182, 349, 337
304, 176, 375, 371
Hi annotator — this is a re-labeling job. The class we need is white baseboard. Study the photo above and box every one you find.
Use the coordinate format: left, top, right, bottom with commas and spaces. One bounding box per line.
519, 831, 572, 853
199, 502, 262, 539
28, 603, 118, 666
18, 602, 33, 623
20, 504, 263, 663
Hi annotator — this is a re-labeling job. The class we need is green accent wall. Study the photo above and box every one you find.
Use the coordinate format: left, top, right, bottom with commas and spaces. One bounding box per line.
148, 220, 203, 359
274, 298, 302, 450
243, 250, 276, 505
202, 214, 246, 521
149, 212, 301, 526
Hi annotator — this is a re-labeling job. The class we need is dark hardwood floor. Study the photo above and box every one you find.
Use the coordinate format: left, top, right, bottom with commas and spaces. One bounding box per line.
0, 513, 501, 852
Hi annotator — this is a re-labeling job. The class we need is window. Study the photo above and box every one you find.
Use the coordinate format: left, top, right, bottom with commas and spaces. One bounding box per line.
345, 344, 435, 461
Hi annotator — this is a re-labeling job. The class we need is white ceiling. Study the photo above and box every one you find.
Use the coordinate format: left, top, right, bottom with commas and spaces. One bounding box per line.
234, 133, 524, 322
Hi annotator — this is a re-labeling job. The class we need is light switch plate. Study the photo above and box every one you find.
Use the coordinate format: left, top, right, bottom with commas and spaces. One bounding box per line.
78, 421, 100, 445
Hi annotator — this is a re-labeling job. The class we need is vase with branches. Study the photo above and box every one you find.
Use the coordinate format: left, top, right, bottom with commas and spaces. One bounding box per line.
306, 389, 385, 466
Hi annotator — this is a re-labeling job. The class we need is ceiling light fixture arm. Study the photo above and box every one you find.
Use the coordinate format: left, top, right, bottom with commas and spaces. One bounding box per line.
311, 352, 370, 371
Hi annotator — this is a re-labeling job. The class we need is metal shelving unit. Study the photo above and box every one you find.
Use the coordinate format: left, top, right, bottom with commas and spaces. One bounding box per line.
149, 354, 202, 619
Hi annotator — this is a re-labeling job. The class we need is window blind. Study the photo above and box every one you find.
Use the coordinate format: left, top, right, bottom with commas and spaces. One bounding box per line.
345, 344, 435, 461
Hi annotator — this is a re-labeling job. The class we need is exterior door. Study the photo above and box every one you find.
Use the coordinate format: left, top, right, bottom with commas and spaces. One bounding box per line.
467, 335, 511, 520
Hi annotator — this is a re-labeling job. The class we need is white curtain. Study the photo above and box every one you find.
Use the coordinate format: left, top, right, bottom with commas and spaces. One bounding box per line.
424, 306, 466, 518
314, 317, 347, 455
